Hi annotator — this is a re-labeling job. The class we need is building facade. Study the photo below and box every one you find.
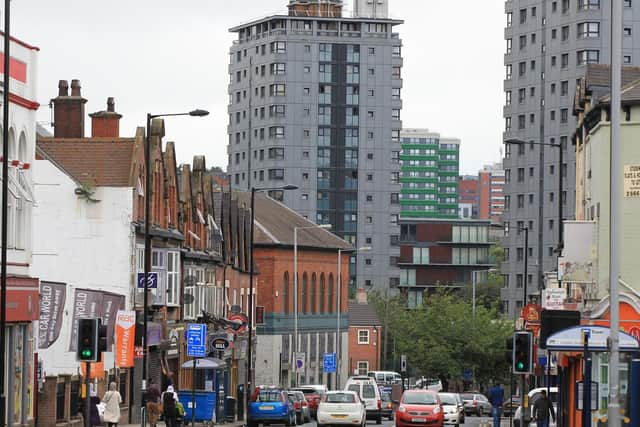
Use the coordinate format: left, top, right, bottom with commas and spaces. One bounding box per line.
499, 0, 640, 315
226, 0, 403, 293
458, 176, 479, 219
397, 219, 493, 309
478, 162, 505, 224
347, 292, 382, 376
399, 129, 460, 219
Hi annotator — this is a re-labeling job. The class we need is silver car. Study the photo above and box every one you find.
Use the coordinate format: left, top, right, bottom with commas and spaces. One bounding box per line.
461, 393, 492, 417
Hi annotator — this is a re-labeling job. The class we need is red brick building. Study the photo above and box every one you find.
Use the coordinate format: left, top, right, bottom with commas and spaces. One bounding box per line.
348, 292, 382, 376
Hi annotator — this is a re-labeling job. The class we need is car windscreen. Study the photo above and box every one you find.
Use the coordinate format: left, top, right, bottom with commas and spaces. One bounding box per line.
257, 391, 282, 402
461, 394, 475, 400
362, 385, 376, 398
439, 394, 457, 405
294, 388, 317, 396
347, 385, 360, 394
381, 392, 391, 402
403, 392, 438, 405
326, 393, 356, 403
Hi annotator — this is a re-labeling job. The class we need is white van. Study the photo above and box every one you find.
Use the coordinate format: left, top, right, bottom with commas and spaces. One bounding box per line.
344, 376, 382, 424
367, 371, 402, 386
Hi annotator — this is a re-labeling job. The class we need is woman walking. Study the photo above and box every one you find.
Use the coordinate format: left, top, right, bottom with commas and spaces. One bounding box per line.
103, 382, 122, 427
162, 385, 179, 427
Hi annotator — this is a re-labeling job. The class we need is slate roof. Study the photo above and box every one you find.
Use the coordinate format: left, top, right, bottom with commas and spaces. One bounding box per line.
348, 301, 382, 326
37, 138, 135, 187
233, 190, 352, 251
599, 78, 640, 104
584, 64, 640, 88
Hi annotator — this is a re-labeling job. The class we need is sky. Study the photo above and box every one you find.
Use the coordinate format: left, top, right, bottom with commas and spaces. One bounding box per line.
12, 0, 504, 175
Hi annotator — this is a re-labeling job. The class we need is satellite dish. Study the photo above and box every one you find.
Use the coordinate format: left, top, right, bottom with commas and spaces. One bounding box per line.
183, 294, 195, 304
184, 275, 197, 286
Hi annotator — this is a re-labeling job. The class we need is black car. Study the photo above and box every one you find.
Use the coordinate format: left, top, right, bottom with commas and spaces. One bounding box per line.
380, 392, 395, 420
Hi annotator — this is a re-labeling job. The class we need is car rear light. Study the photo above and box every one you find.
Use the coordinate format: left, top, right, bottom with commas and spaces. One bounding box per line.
473, 400, 477, 406
377, 400, 382, 410
387, 403, 392, 409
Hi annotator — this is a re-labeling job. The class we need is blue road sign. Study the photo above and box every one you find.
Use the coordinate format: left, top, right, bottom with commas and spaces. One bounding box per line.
137, 272, 158, 289
539, 355, 548, 367
186, 323, 207, 358
323, 353, 337, 373
463, 368, 473, 381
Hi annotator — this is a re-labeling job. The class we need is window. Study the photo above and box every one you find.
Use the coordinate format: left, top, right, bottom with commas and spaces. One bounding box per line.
507, 11, 513, 27
518, 115, 526, 130
392, 109, 401, 120
517, 194, 525, 208
347, 64, 360, 83
392, 66, 401, 78
625, 0, 632, 6
506, 38, 512, 54
368, 47, 375, 55
270, 62, 286, 75
518, 88, 526, 103
269, 104, 286, 117
392, 87, 401, 100
561, 80, 569, 96
167, 251, 180, 306
552, 29, 557, 39
624, 55, 632, 64
270, 84, 286, 96
506, 64, 512, 80
303, 65, 311, 73
519, 35, 527, 50
347, 44, 360, 62
319, 63, 332, 82
577, 49, 599, 65
269, 126, 285, 139
551, 110, 556, 121
357, 361, 369, 376
519, 8, 527, 24
562, 0, 570, 12
268, 168, 284, 180
561, 108, 568, 123
400, 269, 416, 286
268, 147, 284, 160
577, 22, 600, 38
270, 41, 286, 53
561, 53, 569, 68
505, 117, 512, 132
578, 0, 600, 9
505, 90, 512, 106
413, 247, 429, 264
624, 27, 632, 36
561, 26, 570, 41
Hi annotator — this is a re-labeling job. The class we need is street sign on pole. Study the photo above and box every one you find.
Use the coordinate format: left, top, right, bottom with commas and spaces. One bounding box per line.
295, 352, 305, 373
186, 323, 207, 358
401, 354, 407, 373
323, 353, 337, 373
137, 272, 158, 289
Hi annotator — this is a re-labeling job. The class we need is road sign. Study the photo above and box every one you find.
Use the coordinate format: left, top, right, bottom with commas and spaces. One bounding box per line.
401, 354, 407, 372
186, 323, 207, 357
463, 368, 473, 381
295, 352, 305, 373
323, 353, 337, 373
137, 272, 158, 289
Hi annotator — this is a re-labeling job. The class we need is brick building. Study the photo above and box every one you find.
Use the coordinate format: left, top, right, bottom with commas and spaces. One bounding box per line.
347, 292, 382, 376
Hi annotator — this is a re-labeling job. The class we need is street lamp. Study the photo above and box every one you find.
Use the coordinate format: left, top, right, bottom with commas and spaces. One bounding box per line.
247, 184, 297, 416
293, 223, 332, 387
336, 246, 371, 389
141, 109, 208, 425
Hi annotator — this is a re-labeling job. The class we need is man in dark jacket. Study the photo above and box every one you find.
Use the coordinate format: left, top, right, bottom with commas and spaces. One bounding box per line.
488, 382, 504, 427
532, 390, 556, 427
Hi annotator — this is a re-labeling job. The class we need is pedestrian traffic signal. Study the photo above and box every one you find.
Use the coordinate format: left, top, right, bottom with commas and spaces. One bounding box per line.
77, 318, 99, 362
513, 331, 533, 374
505, 337, 513, 365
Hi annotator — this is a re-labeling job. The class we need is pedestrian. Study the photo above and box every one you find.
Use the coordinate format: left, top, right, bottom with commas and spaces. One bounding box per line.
488, 381, 504, 427
103, 382, 122, 427
146, 380, 162, 427
532, 390, 556, 427
162, 385, 179, 427
78, 386, 102, 427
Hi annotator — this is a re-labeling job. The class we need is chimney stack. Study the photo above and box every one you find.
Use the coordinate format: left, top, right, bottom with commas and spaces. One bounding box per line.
52, 79, 87, 138
89, 97, 122, 138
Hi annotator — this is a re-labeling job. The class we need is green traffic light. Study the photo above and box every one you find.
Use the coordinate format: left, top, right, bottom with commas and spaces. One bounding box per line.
516, 361, 524, 371
81, 349, 92, 358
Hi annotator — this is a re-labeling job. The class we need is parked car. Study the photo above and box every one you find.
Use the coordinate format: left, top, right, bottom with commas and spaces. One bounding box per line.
461, 392, 492, 417
514, 387, 558, 427
414, 377, 443, 392
438, 393, 463, 427
395, 389, 443, 427
367, 371, 403, 386
248, 388, 296, 427
345, 376, 382, 424
287, 391, 311, 424
503, 395, 522, 417
380, 391, 396, 420
316, 391, 366, 427
291, 385, 327, 419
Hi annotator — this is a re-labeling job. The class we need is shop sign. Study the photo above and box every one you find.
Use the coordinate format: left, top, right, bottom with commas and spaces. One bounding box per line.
542, 289, 566, 310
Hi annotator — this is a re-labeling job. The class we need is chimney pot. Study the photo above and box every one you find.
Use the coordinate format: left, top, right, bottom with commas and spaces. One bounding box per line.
107, 97, 115, 112
58, 80, 69, 96
70, 79, 81, 96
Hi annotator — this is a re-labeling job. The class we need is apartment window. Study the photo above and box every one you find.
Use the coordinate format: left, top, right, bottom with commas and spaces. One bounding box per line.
577, 49, 599, 65
270, 62, 286, 75
518, 115, 526, 130
529, 194, 534, 205
358, 330, 370, 344
624, 27, 632, 36
269, 126, 285, 139
517, 168, 525, 182
392, 109, 401, 120
413, 247, 430, 264
347, 64, 360, 83
506, 90, 512, 106
519, 35, 527, 50
319, 63, 332, 82
550, 165, 555, 175
505, 117, 512, 132
367, 174, 373, 181
391, 193, 399, 204
561, 80, 569, 96
392, 87, 401, 100
392, 45, 401, 57
625, 0, 632, 6
506, 38, 512, 54
506, 64, 512, 80
625, 55, 632, 64
530, 60, 536, 70
532, 6, 537, 16
304, 44, 311, 53
552, 1, 557, 11
269, 104, 286, 118
578, 0, 600, 9
531, 33, 536, 44
268, 147, 285, 160
167, 251, 180, 306
552, 29, 557, 39
562, 0, 570, 12
268, 169, 284, 180
368, 47, 375, 55
270, 41, 286, 53
519, 61, 526, 76
366, 194, 373, 202
561, 108, 569, 123
551, 83, 556, 94
303, 65, 311, 73
517, 194, 525, 208
529, 113, 535, 124
516, 274, 524, 289
551, 110, 556, 121
270, 84, 286, 96
519, 8, 527, 24
561, 25, 569, 41
549, 192, 555, 202
561, 53, 569, 68
577, 22, 600, 38
392, 66, 401, 78
518, 88, 526, 103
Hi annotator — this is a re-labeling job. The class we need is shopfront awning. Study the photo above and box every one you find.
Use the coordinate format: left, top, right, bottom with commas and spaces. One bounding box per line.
546, 325, 640, 351
181, 357, 226, 369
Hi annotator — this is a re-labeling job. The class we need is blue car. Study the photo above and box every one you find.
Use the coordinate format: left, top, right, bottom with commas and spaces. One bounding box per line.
248, 388, 296, 427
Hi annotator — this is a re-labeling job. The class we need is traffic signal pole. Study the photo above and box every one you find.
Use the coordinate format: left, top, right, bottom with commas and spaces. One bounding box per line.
84, 362, 91, 427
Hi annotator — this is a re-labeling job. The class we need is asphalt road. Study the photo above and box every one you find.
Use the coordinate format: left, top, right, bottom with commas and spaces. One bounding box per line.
294, 414, 511, 427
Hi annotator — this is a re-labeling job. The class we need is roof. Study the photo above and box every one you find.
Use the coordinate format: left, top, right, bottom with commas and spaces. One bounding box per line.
599, 77, 640, 104
584, 64, 640, 88
348, 301, 382, 326
233, 191, 352, 251
37, 138, 135, 187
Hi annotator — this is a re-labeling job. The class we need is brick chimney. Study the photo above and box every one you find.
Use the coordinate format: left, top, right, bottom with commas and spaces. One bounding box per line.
355, 288, 368, 304
89, 97, 122, 137
52, 79, 87, 138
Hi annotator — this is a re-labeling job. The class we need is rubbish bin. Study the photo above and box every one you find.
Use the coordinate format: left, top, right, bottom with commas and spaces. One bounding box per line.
225, 396, 236, 422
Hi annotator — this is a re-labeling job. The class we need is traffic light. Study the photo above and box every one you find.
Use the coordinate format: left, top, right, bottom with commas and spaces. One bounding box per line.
77, 318, 99, 362
513, 331, 533, 374
97, 322, 108, 362
505, 337, 514, 365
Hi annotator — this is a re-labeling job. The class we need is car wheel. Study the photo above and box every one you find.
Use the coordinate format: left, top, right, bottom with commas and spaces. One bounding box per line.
376, 415, 382, 425
477, 407, 483, 417
248, 422, 258, 427
297, 413, 303, 424
389, 412, 394, 421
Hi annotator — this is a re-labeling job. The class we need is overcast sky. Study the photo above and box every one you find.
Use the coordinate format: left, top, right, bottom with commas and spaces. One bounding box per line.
12, 0, 504, 175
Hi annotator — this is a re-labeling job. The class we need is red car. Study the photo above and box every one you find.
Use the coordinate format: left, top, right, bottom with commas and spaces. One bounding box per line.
395, 390, 444, 427
291, 385, 327, 418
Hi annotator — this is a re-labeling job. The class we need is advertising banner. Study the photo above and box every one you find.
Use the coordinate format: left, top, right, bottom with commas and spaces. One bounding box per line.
115, 310, 136, 368
68, 289, 125, 352
38, 282, 66, 349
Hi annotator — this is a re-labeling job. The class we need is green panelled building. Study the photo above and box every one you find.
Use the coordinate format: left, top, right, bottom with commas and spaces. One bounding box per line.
400, 129, 460, 218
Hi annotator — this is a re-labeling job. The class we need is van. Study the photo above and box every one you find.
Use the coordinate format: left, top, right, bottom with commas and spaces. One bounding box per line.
344, 376, 382, 424
367, 371, 403, 386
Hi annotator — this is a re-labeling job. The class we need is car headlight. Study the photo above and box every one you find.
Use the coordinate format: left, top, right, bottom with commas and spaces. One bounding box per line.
433, 406, 441, 414
399, 406, 407, 413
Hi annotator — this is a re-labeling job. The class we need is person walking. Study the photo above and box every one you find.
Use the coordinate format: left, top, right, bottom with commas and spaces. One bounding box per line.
488, 382, 504, 427
162, 385, 179, 427
78, 386, 102, 427
146, 380, 162, 427
103, 382, 122, 427
532, 390, 556, 427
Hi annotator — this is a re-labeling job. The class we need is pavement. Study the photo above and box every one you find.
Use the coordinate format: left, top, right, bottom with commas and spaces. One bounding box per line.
120, 421, 246, 427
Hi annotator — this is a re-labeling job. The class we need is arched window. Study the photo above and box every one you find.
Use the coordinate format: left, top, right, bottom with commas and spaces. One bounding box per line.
283, 272, 290, 314
15, 132, 27, 250
328, 274, 334, 313
7, 129, 16, 249
310, 273, 317, 314
319, 274, 326, 313
302, 273, 308, 313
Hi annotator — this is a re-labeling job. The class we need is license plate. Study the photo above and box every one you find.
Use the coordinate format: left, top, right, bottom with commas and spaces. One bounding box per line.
260, 406, 274, 410
332, 415, 348, 418
411, 418, 426, 423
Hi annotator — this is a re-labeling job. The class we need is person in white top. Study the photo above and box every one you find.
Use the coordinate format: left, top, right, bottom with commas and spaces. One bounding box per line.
102, 382, 122, 427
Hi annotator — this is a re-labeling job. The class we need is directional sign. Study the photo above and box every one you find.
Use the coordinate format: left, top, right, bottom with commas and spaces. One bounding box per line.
186, 323, 207, 357
323, 353, 337, 373
463, 368, 473, 381
137, 272, 158, 289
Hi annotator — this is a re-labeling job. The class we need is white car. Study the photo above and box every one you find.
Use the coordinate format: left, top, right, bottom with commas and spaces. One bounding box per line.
317, 391, 366, 427
345, 375, 383, 423
514, 387, 558, 427
438, 393, 463, 426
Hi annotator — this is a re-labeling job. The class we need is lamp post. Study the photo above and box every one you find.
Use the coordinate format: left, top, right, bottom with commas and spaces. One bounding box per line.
141, 109, 208, 426
336, 246, 371, 389
293, 223, 332, 387
247, 185, 297, 416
